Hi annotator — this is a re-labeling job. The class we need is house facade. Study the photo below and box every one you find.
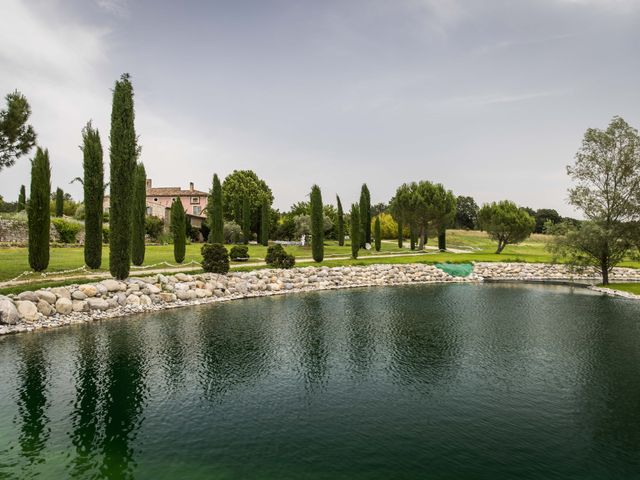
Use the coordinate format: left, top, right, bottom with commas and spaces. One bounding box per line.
103, 179, 209, 228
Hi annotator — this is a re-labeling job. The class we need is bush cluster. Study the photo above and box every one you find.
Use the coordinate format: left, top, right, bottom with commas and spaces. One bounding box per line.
52, 218, 82, 243
265, 244, 295, 269
229, 245, 249, 261
201, 243, 230, 274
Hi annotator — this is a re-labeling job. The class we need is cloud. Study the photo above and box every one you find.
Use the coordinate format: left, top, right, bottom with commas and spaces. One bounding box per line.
96, 0, 130, 17
444, 90, 561, 107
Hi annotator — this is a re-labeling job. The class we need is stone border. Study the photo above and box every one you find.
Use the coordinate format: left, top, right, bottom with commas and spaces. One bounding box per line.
2, 262, 640, 336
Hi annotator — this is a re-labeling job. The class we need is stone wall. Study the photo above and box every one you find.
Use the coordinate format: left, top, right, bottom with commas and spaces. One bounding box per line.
0, 218, 65, 244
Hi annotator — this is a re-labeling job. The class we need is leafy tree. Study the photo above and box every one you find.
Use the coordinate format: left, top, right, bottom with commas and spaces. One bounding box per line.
350, 203, 360, 259
145, 216, 164, 241
550, 116, 640, 284
260, 200, 269, 246
54, 187, 64, 217
336, 195, 345, 246
170, 198, 186, 263
0, 90, 37, 171
359, 184, 371, 247
221, 170, 273, 230
17, 184, 26, 211
80, 121, 104, 269
131, 162, 146, 265
310, 184, 324, 262
371, 202, 387, 216
478, 200, 535, 253
28, 148, 51, 271
223, 221, 242, 244
109, 73, 139, 279
241, 196, 251, 244
208, 173, 224, 243
374, 216, 381, 251
534, 208, 561, 234
288, 201, 310, 216
430, 184, 456, 251
455, 196, 478, 229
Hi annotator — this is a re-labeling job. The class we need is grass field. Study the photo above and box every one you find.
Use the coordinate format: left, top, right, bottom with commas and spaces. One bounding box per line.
603, 283, 640, 295
1, 230, 639, 293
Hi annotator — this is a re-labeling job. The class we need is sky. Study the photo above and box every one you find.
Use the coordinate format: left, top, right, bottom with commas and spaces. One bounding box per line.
1, 0, 640, 216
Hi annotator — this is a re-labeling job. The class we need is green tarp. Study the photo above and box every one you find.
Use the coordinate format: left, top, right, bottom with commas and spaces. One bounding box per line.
434, 263, 473, 277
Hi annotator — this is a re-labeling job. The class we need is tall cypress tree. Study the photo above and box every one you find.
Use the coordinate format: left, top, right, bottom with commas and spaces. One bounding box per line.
336, 195, 344, 246
55, 187, 64, 217
241, 196, 251, 244
260, 200, 269, 246
359, 184, 371, 247
81, 122, 104, 269
170, 198, 186, 263
350, 203, 360, 259
17, 184, 26, 211
208, 173, 224, 243
397, 217, 403, 248
28, 147, 50, 271
131, 162, 146, 266
109, 73, 138, 280
310, 184, 324, 262
374, 216, 381, 251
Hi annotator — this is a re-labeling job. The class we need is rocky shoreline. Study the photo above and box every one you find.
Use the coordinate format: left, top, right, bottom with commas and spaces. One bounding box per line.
1, 262, 640, 335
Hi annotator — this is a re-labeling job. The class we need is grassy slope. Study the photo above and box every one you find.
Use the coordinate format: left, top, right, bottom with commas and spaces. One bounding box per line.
603, 283, 640, 295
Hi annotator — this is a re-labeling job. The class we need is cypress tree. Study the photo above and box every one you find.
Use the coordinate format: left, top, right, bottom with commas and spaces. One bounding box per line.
55, 187, 64, 217
374, 216, 381, 251
17, 184, 26, 211
359, 184, 371, 247
310, 184, 324, 262
81, 122, 104, 269
260, 200, 269, 246
109, 73, 138, 280
350, 203, 360, 259
397, 217, 403, 248
171, 198, 186, 263
28, 147, 50, 271
208, 173, 224, 243
241, 196, 251, 244
131, 162, 146, 266
336, 195, 345, 246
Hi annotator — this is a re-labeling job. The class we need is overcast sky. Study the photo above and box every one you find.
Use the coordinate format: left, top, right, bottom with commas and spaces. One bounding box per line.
2, 0, 640, 216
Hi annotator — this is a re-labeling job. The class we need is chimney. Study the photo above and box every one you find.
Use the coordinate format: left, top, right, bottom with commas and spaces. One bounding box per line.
146, 178, 152, 189
189, 182, 194, 191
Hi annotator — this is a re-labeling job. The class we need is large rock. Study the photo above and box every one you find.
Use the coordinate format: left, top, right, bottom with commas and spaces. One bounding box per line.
50, 287, 71, 300
72, 300, 89, 312
87, 298, 110, 311
35, 290, 57, 304
78, 284, 98, 297
37, 299, 53, 316
71, 290, 87, 300
16, 300, 39, 322
126, 294, 141, 305
144, 284, 161, 294
115, 292, 127, 306
0, 298, 19, 325
139, 294, 152, 306
17, 291, 39, 302
100, 279, 124, 292
158, 292, 176, 303
55, 297, 73, 315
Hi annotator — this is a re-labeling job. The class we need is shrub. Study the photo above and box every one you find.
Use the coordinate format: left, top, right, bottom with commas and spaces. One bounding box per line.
229, 245, 249, 261
145, 216, 164, 241
102, 226, 110, 244
73, 203, 85, 220
52, 217, 82, 243
265, 244, 295, 269
201, 243, 229, 274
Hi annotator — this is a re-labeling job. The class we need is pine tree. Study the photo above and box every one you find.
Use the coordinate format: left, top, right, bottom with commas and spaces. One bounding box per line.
109, 73, 138, 279
350, 203, 360, 259
438, 230, 446, 251
81, 121, 104, 269
374, 216, 381, 251
397, 217, 403, 248
208, 173, 224, 243
359, 184, 371, 247
260, 200, 269, 246
410, 223, 416, 251
55, 187, 64, 217
242, 196, 251, 244
131, 162, 146, 266
336, 195, 345, 246
310, 184, 324, 262
17, 184, 26, 211
28, 147, 50, 271
171, 198, 186, 263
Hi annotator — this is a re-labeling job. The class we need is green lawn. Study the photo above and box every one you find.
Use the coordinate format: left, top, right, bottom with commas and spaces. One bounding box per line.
1, 230, 639, 291
603, 283, 640, 295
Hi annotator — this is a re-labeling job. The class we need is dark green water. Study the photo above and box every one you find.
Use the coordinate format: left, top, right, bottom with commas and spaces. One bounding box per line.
1, 284, 640, 479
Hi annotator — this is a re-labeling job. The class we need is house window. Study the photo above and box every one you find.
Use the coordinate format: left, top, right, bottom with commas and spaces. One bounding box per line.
191, 197, 200, 204
193, 206, 201, 215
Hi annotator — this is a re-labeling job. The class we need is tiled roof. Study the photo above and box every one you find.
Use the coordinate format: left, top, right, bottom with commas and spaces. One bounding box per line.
147, 187, 209, 197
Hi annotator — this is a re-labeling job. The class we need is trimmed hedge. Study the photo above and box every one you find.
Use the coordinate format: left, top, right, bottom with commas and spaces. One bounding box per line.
52, 218, 82, 243
265, 244, 295, 269
230, 245, 249, 261
201, 243, 229, 274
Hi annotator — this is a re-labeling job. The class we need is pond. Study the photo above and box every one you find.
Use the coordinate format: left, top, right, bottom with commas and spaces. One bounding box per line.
0, 283, 639, 479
